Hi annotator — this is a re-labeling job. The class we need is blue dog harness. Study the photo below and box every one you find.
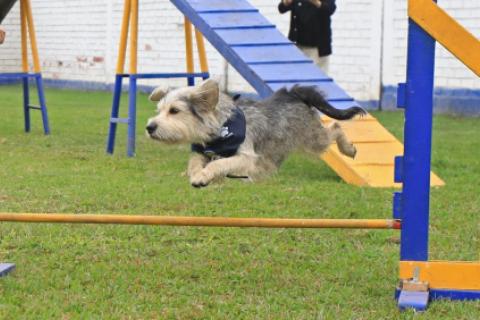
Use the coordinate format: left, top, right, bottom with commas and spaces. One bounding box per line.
191, 108, 246, 158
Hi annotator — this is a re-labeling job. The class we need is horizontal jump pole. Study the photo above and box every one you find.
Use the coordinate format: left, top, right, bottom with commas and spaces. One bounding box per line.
0, 213, 401, 229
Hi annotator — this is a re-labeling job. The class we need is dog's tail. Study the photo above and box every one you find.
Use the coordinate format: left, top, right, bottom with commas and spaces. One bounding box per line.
288, 85, 366, 120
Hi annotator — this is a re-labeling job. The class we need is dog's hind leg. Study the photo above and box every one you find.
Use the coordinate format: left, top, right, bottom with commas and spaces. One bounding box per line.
326, 122, 357, 158
305, 122, 356, 158
190, 154, 256, 187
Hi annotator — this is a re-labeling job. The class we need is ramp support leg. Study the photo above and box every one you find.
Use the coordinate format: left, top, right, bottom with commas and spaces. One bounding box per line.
106, 2, 209, 156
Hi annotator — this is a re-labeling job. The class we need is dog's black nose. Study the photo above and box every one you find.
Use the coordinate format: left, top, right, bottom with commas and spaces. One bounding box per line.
146, 123, 157, 134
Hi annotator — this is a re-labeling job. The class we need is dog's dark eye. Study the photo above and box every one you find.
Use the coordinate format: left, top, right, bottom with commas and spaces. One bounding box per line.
169, 107, 180, 115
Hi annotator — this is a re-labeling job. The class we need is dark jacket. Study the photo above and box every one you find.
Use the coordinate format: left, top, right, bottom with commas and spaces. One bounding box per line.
278, 0, 336, 57
0, 0, 18, 24
191, 108, 246, 159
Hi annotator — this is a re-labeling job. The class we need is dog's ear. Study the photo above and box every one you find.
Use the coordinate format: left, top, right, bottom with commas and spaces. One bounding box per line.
191, 79, 219, 111
149, 86, 170, 102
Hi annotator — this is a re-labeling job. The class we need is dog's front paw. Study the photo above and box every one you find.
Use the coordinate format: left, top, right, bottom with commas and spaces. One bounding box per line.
190, 169, 214, 188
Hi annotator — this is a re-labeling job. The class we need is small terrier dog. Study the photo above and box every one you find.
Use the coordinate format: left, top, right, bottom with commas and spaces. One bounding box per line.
146, 79, 365, 187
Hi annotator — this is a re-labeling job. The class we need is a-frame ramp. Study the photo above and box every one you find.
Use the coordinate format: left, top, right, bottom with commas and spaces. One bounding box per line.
170, 0, 444, 187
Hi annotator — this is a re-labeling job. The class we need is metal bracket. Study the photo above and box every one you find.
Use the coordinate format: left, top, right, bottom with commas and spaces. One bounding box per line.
398, 267, 430, 311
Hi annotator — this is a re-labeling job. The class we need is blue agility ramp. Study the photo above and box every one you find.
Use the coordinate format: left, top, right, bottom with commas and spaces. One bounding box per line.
170, 0, 356, 110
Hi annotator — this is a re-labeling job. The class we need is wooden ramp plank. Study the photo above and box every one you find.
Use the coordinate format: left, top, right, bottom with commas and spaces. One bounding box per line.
338, 142, 404, 165
189, 0, 256, 12
233, 44, 310, 64
252, 63, 329, 82
217, 28, 290, 46
332, 121, 400, 144
200, 12, 273, 29
321, 116, 445, 187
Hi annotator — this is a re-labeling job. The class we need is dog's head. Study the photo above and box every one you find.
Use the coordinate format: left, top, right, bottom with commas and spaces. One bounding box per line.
145, 79, 220, 144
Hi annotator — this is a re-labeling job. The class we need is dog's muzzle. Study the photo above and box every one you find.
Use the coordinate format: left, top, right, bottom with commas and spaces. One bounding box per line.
146, 123, 157, 135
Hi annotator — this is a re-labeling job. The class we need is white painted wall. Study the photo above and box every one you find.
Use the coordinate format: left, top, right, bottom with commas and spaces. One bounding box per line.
383, 0, 480, 90
1, 0, 479, 102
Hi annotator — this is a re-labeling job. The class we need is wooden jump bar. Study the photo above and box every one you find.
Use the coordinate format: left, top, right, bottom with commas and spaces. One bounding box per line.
0, 213, 401, 229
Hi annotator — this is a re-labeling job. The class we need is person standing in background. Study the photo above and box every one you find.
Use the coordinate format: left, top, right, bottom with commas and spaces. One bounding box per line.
0, 28, 5, 44
278, 0, 336, 74
0, 0, 19, 44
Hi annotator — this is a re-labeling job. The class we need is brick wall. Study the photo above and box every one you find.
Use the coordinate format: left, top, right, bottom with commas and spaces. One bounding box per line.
1, 0, 479, 107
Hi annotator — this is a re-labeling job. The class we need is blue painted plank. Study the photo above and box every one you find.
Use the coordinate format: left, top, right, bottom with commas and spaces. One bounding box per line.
252, 63, 329, 82
0, 73, 27, 79
130, 72, 209, 79
200, 12, 273, 29
267, 81, 352, 101
0, 263, 15, 277
234, 44, 310, 64
189, 0, 255, 13
217, 28, 290, 46
0, 72, 39, 78
430, 289, 480, 301
110, 117, 129, 124
327, 100, 359, 110
396, 288, 480, 302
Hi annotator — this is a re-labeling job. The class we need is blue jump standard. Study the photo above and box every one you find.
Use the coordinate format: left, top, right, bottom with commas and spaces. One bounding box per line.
0, 72, 50, 134
392, 10, 480, 309
396, 18, 437, 311
393, 16, 437, 311
106, 72, 209, 157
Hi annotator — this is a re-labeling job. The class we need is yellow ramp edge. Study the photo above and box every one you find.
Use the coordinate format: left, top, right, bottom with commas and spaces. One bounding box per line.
409, 0, 480, 77
321, 115, 445, 188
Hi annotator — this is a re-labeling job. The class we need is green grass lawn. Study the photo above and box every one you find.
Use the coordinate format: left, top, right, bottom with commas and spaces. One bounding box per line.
0, 85, 479, 319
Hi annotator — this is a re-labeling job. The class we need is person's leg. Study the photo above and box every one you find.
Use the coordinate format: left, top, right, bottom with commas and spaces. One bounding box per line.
0, 28, 5, 44
297, 45, 330, 74
297, 45, 320, 63
316, 55, 330, 74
